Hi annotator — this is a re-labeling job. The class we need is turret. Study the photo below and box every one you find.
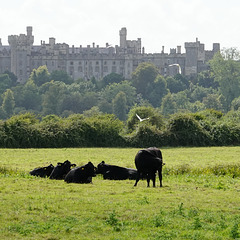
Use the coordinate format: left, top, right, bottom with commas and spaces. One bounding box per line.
27, 26, 32, 36
213, 43, 220, 53
119, 27, 127, 48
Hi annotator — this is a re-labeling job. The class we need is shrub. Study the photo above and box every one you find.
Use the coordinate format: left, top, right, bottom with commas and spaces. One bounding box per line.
1, 113, 39, 148
126, 124, 167, 147
166, 113, 212, 146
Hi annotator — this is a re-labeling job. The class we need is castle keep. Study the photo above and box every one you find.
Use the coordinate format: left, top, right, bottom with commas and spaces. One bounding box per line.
0, 27, 220, 83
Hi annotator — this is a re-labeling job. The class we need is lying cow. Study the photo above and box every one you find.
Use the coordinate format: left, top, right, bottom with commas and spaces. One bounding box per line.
64, 162, 96, 184
96, 161, 137, 180
134, 147, 164, 187
29, 164, 54, 178
49, 160, 76, 180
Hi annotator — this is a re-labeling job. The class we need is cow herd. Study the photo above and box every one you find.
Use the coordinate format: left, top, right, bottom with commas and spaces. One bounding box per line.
29, 147, 165, 187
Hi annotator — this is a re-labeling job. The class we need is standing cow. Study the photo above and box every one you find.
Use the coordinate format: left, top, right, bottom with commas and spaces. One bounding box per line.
29, 164, 54, 178
49, 160, 76, 180
64, 162, 96, 184
134, 147, 164, 187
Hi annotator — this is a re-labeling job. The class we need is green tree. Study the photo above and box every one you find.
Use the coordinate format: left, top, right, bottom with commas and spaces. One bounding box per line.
202, 94, 223, 111
3, 70, 18, 86
172, 91, 191, 111
2, 89, 15, 117
209, 50, 240, 110
81, 92, 98, 112
166, 75, 189, 94
21, 80, 41, 111
131, 62, 159, 98
112, 91, 127, 121
42, 81, 67, 115
0, 74, 12, 94
190, 85, 216, 102
29, 65, 50, 86
99, 73, 124, 89
197, 70, 218, 89
161, 93, 177, 115
83, 106, 103, 117
68, 80, 96, 94
100, 80, 137, 112
147, 74, 169, 107
61, 92, 82, 113
50, 70, 74, 85
231, 96, 240, 110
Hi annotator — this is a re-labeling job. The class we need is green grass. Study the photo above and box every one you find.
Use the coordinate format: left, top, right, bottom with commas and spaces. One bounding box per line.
0, 146, 240, 240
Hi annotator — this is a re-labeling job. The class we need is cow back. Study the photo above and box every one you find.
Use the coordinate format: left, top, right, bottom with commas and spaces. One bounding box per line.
135, 149, 162, 172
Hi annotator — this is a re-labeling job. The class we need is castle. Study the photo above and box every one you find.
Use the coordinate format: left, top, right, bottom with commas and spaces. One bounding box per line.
0, 26, 220, 83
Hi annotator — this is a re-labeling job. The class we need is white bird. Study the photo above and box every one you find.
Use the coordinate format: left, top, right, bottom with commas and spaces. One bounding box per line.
136, 113, 150, 122
169, 64, 182, 74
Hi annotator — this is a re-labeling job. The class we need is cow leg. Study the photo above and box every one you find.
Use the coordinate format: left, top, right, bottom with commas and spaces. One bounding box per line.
147, 174, 151, 187
150, 172, 156, 187
158, 168, 163, 187
134, 171, 140, 187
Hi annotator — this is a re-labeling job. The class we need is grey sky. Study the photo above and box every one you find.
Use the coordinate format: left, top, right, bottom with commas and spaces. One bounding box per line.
1, 0, 239, 53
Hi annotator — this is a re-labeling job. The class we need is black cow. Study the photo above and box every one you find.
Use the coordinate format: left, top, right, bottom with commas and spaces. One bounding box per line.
49, 160, 76, 180
134, 147, 164, 187
64, 162, 96, 184
96, 161, 137, 180
29, 164, 54, 178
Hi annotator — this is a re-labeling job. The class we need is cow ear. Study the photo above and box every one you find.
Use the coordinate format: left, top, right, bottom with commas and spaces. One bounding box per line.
102, 161, 105, 164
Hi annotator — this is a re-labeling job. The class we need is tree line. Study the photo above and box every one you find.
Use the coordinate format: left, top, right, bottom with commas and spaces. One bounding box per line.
0, 48, 239, 147
0, 48, 240, 120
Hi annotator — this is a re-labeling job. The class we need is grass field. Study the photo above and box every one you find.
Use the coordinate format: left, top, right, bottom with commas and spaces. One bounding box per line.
0, 147, 240, 240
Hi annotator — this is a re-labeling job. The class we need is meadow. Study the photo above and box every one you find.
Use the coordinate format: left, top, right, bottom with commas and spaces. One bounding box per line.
0, 147, 240, 240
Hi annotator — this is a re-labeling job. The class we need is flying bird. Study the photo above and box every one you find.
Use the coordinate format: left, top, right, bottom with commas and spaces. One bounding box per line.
169, 63, 182, 74
136, 114, 150, 122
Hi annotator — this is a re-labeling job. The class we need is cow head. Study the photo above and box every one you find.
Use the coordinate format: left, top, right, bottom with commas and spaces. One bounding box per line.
87, 161, 96, 177
96, 161, 107, 174
50, 160, 76, 180
45, 164, 54, 176
79, 161, 96, 177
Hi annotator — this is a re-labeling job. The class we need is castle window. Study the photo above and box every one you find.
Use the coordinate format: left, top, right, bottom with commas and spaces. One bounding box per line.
104, 61, 107, 65
96, 61, 99, 65
103, 66, 108, 72
112, 66, 117, 72
95, 66, 99, 72
70, 61, 74, 65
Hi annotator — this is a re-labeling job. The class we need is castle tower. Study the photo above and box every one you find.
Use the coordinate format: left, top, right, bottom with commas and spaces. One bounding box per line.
8, 26, 34, 82
184, 38, 200, 76
27, 26, 32, 37
119, 27, 127, 48
213, 43, 220, 53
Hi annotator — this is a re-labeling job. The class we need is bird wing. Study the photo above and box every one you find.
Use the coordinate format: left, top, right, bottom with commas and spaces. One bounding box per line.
136, 114, 141, 121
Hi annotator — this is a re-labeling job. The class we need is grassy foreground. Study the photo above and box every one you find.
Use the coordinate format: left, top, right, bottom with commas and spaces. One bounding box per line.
0, 147, 240, 240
